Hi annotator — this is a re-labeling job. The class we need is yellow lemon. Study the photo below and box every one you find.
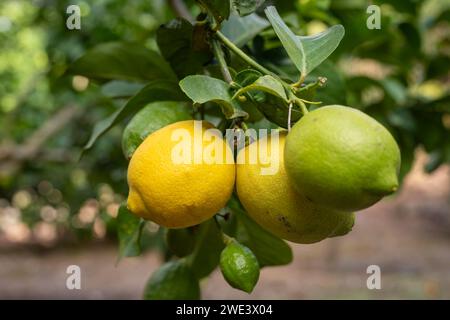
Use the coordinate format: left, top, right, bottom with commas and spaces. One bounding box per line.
127, 120, 235, 228
236, 131, 355, 244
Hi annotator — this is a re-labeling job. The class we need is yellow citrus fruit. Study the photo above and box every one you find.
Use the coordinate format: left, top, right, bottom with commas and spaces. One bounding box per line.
285, 105, 401, 211
127, 120, 235, 228
236, 131, 355, 244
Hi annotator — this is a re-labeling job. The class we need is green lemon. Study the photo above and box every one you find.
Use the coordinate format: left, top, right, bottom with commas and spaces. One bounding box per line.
236, 132, 355, 244
329, 212, 355, 237
285, 105, 401, 211
219, 239, 260, 293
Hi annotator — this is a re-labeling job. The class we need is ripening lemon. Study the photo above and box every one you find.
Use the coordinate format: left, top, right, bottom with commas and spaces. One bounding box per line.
127, 120, 235, 228
236, 131, 355, 244
285, 105, 401, 212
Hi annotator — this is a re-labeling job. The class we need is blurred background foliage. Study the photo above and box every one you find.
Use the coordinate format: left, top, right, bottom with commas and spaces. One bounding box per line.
0, 0, 449, 247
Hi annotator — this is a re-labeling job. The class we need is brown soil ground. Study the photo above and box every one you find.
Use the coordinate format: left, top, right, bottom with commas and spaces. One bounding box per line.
0, 151, 449, 299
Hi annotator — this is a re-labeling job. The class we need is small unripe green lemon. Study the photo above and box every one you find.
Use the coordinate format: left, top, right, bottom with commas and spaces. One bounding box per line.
236, 132, 355, 244
220, 239, 260, 293
285, 105, 401, 211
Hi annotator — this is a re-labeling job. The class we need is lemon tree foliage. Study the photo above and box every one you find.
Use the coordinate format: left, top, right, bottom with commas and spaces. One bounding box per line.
157, 18, 213, 79
121, 101, 192, 159
143, 259, 201, 300
265, 6, 345, 78
221, 12, 270, 47
179, 75, 247, 119
66, 0, 450, 300
226, 197, 293, 266
70, 42, 176, 82
116, 203, 145, 260
82, 80, 187, 153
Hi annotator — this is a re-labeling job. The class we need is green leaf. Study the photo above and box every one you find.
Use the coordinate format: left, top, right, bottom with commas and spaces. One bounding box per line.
387, 108, 416, 133
70, 42, 176, 82
189, 219, 225, 279
265, 6, 344, 77
82, 80, 186, 155
424, 150, 444, 173
234, 69, 263, 86
221, 12, 270, 47
121, 101, 192, 160
306, 60, 345, 105
117, 203, 145, 260
157, 18, 212, 79
179, 75, 247, 119
220, 239, 260, 293
380, 78, 407, 105
233, 75, 288, 101
295, 77, 326, 102
166, 228, 196, 258
196, 0, 230, 24
232, 0, 266, 16
143, 260, 200, 300
232, 69, 265, 122
101, 80, 145, 99
257, 95, 302, 128
227, 197, 293, 267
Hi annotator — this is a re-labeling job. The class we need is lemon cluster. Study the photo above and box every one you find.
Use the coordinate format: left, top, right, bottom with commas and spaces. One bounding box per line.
127, 106, 400, 244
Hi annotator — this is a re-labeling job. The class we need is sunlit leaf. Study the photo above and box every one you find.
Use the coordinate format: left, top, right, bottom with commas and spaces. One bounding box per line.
222, 12, 270, 47
179, 75, 248, 119
121, 101, 192, 160
233, 75, 288, 101
265, 6, 344, 77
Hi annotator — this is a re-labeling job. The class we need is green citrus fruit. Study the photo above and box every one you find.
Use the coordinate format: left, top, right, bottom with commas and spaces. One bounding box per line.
220, 239, 260, 293
236, 132, 355, 244
285, 105, 401, 211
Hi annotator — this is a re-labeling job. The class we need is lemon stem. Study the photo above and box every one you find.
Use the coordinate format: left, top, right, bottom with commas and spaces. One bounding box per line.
287, 102, 293, 131
292, 74, 306, 89
211, 38, 233, 83
215, 31, 278, 78
221, 232, 234, 245
295, 98, 309, 115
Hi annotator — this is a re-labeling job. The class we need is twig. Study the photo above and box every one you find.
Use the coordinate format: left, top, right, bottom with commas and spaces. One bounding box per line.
211, 38, 233, 83
0, 105, 81, 176
215, 31, 278, 78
